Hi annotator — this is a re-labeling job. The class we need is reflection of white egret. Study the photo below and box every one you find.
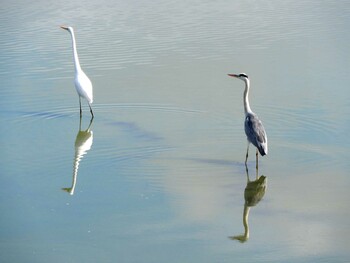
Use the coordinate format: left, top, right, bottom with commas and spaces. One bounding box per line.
230, 165, 267, 242
228, 73, 267, 169
60, 26, 94, 118
62, 117, 93, 195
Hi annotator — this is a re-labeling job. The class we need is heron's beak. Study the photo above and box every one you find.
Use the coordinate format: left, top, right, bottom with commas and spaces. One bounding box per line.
60, 25, 68, 30
227, 74, 238, 78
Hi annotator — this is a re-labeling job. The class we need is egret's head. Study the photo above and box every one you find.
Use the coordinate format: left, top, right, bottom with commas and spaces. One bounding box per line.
228, 73, 249, 82
60, 25, 73, 33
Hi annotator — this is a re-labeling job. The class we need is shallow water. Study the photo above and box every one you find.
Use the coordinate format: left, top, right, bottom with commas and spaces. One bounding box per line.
1, 0, 350, 262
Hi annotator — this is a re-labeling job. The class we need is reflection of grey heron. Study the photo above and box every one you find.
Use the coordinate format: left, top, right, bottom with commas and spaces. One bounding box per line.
60, 26, 94, 118
230, 164, 267, 242
228, 73, 267, 169
62, 117, 93, 195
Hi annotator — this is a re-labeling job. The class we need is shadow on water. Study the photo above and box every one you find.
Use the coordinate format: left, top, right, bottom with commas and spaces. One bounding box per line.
62, 116, 94, 195
230, 164, 267, 243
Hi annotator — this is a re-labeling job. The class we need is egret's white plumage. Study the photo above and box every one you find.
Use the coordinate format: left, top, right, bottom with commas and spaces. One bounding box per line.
62, 118, 93, 195
61, 26, 93, 117
228, 73, 268, 168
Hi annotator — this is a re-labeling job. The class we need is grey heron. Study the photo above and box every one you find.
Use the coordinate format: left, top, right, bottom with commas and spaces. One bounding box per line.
228, 73, 268, 168
61, 26, 94, 118
230, 164, 267, 243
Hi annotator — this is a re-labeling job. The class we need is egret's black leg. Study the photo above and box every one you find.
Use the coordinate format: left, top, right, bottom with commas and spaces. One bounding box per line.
79, 114, 82, 131
86, 115, 94, 131
79, 97, 82, 117
88, 103, 94, 119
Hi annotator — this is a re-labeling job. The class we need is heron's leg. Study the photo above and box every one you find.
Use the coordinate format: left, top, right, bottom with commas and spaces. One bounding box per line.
79, 97, 82, 117
256, 149, 259, 176
245, 162, 250, 183
245, 142, 250, 164
88, 103, 94, 119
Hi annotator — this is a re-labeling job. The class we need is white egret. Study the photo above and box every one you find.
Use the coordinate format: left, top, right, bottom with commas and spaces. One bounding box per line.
62, 118, 93, 195
60, 26, 94, 118
228, 73, 268, 168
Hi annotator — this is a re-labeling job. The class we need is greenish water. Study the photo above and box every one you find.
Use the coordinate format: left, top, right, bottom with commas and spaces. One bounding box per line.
1, 0, 350, 262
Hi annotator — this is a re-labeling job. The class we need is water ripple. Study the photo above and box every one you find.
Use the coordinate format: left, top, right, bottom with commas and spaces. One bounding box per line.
1, 0, 349, 77
6, 102, 205, 121
93, 103, 206, 115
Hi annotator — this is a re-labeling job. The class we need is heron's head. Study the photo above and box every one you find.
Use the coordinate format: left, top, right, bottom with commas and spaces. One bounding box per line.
60, 25, 73, 33
228, 73, 249, 82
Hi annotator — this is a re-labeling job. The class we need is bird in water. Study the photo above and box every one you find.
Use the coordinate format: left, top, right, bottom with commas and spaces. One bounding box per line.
62, 117, 93, 195
60, 26, 94, 118
228, 73, 267, 169
230, 165, 267, 243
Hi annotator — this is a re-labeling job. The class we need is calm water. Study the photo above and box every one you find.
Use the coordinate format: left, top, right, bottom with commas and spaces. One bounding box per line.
1, 0, 350, 262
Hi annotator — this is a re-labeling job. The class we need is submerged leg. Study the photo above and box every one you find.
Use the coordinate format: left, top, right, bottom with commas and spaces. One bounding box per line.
245, 162, 250, 183
256, 149, 259, 175
79, 97, 82, 117
86, 115, 94, 131
88, 103, 94, 119
245, 142, 250, 164
79, 114, 82, 131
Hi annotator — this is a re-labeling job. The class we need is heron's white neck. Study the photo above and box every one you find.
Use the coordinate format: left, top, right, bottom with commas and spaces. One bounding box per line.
68, 29, 82, 72
243, 78, 253, 115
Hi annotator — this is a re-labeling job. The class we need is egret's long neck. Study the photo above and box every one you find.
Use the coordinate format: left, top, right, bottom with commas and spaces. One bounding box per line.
69, 30, 81, 72
243, 79, 253, 115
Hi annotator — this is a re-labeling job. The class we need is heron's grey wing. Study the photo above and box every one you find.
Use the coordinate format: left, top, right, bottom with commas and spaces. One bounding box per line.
245, 114, 267, 150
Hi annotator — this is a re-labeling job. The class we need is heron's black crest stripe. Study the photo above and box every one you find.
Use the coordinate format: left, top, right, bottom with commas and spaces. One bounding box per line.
239, 73, 248, 78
